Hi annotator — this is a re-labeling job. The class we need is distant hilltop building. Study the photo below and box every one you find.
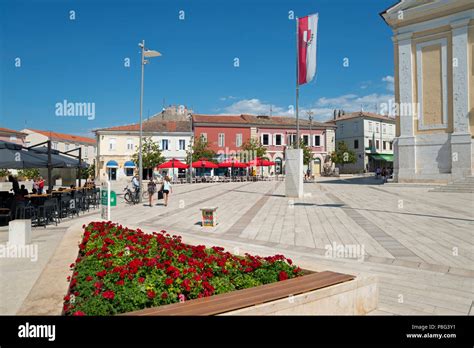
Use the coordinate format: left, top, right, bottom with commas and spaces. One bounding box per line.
155, 105, 193, 121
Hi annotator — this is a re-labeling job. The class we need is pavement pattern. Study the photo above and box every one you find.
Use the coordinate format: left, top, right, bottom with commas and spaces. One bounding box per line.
1, 176, 473, 315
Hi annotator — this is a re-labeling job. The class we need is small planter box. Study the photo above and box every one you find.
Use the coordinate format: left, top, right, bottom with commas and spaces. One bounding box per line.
200, 206, 218, 227
122, 271, 378, 316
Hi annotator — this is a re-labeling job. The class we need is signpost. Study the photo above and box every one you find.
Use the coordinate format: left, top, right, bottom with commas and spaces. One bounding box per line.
100, 181, 116, 221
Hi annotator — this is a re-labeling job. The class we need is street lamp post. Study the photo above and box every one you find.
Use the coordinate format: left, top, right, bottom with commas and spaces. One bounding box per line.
138, 40, 161, 202
307, 110, 314, 176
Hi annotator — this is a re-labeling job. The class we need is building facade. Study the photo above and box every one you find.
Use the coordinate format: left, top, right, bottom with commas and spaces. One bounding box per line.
192, 114, 336, 175
21, 129, 96, 164
327, 112, 396, 173
382, 0, 474, 183
95, 116, 192, 182
0, 127, 27, 145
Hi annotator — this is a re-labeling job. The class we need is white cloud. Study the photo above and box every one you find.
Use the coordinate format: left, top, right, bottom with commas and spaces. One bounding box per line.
219, 82, 396, 121
219, 96, 237, 101
220, 98, 290, 115
382, 75, 394, 92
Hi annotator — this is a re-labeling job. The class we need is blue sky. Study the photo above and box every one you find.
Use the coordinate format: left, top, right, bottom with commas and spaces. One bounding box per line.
0, 0, 396, 137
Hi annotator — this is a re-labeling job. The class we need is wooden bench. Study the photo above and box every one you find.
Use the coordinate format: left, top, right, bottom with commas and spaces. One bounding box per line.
124, 271, 354, 316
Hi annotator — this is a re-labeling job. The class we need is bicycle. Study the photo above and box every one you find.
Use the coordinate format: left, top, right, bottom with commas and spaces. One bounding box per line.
124, 186, 150, 204
124, 186, 140, 204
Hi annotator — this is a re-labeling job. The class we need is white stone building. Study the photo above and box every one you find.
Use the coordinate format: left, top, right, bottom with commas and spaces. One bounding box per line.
95, 114, 192, 182
381, 0, 474, 183
21, 129, 96, 164
326, 112, 396, 173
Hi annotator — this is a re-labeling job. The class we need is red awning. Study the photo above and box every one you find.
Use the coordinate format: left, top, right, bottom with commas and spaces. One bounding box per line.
191, 158, 218, 168
248, 157, 275, 167
157, 158, 189, 169
218, 159, 248, 168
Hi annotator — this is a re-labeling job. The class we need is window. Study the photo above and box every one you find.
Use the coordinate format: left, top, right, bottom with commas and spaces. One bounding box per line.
353, 122, 358, 132
382, 124, 387, 134
161, 139, 169, 150
126, 168, 134, 176
376, 140, 380, 149
368, 122, 373, 132
9, 136, 17, 141
236, 134, 242, 147
354, 139, 359, 149
389, 142, 393, 150
375, 123, 380, 133
179, 139, 186, 150
65, 143, 70, 151
52, 142, 58, 150
108, 138, 116, 151
288, 134, 297, 146
383, 141, 387, 150
302, 135, 309, 146
368, 139, 373, 149
314, 135, 320, 146
262, 134, 270, 146
218, 133, 225, 147
127, 138, 133, 151
200, 133, 207, 142
274, 134, 282, 146
84, 146, 88, 158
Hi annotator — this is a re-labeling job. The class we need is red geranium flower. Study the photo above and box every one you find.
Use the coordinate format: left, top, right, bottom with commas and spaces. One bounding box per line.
138, 277, 145, 283
165, 278, 173, 286
85, 276, 93, 281
278, 271, 288, 281
96, 270, 107, 278
102, 290, 115, 300
73, 311, 85, 316
161, 292, 168, 299
147, 290, 156, 299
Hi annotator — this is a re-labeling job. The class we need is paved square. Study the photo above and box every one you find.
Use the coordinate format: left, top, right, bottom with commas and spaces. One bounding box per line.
1, 177, 473, 315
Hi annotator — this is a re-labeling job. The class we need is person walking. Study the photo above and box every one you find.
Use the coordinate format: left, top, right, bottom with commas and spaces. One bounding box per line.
147, 177, 157, 207
163, 176, 172, 207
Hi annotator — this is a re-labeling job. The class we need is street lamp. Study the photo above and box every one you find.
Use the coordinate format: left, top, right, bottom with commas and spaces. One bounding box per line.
306, 110, 314, 176
138, 40, 161, 202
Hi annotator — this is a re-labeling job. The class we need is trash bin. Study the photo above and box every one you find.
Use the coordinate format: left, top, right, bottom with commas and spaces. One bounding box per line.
200, 206, 218, 227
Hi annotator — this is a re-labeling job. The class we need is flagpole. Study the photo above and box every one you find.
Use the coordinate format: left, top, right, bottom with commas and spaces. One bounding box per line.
295, 17, 300, 149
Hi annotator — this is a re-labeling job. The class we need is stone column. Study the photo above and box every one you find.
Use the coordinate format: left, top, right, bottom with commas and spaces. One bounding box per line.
395, 32, 417, 182
285, 148, 303, 198
450, 18, 472, 180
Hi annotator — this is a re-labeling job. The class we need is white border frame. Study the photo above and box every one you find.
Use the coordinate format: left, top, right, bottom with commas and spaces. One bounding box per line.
416, 37, 448, 130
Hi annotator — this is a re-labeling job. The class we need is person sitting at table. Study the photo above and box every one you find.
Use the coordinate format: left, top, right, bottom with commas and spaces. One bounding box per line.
38, 176, 45, 194
20, 185, 29, 197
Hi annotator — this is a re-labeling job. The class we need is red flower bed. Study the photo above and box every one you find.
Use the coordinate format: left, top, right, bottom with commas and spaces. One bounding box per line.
64, 221, 302, 315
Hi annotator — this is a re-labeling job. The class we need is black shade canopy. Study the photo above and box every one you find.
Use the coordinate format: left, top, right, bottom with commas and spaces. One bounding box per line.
0, 141, 87, 169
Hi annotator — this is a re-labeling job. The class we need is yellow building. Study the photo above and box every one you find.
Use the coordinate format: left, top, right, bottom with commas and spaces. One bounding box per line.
382, 0, 474, 183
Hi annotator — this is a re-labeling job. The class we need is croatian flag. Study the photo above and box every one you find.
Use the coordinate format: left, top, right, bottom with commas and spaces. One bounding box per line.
297, 13, 319, 85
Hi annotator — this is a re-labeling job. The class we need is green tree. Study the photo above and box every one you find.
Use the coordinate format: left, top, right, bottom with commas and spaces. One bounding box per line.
0, 169, 10, 178
81, 163, 95, 179
330, 141, 356, 168
187, 136, 217, 163
293, 140, 312, 165
17, 168, 40, 180
131, 137, 165, 171
239, 138, 267, 162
